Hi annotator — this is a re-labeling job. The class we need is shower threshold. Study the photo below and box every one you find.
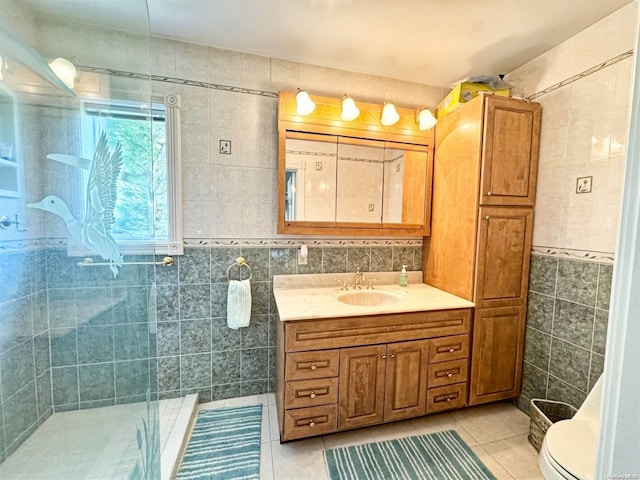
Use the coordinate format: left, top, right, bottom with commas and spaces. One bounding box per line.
0, 394, 198, 480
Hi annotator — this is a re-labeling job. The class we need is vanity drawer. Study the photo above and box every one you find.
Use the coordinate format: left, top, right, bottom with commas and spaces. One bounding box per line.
285, 350, 340, 381
428, 359, 468, 388
285, 377, 339, 409
283, 404, 338, 440
285, 309, 471, 352
427, 383, 467, 413
428, 335, 469, 363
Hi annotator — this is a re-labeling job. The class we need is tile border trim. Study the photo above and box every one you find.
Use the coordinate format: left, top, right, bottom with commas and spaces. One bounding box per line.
183, 238, 423, 247
531, 245, 615, 264
77, 65, 278, 98
526, 49, 634, 101
0, 237, 423, 254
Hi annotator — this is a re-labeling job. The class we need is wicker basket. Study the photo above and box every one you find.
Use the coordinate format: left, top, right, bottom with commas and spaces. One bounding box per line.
528, 398, 578, 452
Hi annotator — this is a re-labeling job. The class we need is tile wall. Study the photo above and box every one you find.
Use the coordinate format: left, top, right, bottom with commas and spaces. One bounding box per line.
516, 254, 612, 412
155, 244, 422, 403
45, 249, 157, 412
506, 2, 636, 254
505, 3, 637, 414
0, 249, 50, 463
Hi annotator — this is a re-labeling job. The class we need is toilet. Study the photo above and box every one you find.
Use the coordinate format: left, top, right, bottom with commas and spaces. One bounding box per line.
539, 376, 603, 479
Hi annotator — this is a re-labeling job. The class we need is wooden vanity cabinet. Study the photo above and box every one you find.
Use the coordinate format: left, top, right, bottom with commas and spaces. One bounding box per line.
425, 94, 541, 406
275, 309, 471, 442
338, 340, 429, 430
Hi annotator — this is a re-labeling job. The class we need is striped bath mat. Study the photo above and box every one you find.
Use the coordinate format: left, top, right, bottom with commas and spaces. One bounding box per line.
324, 429, 496, 480
177, 404, 262, 480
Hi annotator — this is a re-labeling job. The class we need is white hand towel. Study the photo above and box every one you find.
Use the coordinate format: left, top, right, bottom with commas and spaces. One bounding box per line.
227, 279, 252, 329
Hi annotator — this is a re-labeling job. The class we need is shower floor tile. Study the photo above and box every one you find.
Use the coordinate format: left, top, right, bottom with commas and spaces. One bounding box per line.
0, 395, 197, 480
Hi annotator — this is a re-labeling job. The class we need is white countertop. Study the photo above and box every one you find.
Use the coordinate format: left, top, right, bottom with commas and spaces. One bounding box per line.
273, 272, 475, 321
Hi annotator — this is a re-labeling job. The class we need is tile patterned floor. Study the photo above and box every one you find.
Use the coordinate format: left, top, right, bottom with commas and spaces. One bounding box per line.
197, 395, 545, 480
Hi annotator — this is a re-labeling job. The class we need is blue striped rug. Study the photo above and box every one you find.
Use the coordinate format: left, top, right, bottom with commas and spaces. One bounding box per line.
324, 430, 496, 480
177, 404, 262, 480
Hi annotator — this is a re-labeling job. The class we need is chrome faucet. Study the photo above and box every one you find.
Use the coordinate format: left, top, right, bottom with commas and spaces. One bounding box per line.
354, 268, 365, 290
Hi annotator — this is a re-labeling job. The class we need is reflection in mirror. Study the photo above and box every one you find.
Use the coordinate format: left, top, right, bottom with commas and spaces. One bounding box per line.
284, 134, 337, 222
283, 132, 429, 227
0, 86, 19, 197
336, 138, 384, 223
383, 145, 428, 225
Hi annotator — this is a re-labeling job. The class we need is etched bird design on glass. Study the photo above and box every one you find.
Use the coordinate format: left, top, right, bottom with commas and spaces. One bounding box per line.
28, 131, 125, 277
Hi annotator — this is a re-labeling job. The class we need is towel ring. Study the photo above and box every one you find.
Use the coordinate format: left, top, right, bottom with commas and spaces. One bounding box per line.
226, 256, 252, 281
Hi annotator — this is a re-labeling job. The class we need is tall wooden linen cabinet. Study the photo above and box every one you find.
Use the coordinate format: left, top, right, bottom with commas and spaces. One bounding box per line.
424, 94, 541, 406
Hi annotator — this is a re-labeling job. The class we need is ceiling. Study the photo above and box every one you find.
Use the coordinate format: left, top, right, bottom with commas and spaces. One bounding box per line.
25, 0, 634, 87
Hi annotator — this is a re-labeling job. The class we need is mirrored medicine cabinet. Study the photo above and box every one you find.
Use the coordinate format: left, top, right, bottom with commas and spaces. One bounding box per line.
277, 91, 435, 237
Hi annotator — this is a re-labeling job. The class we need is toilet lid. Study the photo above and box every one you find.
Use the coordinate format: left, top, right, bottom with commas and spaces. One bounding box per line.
545, 419, 598, 480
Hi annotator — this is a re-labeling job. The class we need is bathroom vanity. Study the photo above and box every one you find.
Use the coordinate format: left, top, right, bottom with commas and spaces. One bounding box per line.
273, 93, 542, 442
273, 274, 474, 442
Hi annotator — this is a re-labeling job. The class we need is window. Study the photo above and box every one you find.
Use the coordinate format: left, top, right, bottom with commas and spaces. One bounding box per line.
79, 95, 183, 255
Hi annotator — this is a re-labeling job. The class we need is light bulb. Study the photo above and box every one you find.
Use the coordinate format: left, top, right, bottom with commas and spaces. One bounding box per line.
381, 102, 400, 126
296, 89, 315, 115
341, 95, 360, 121
417, 108, 437, 130
49, 57, 77, 89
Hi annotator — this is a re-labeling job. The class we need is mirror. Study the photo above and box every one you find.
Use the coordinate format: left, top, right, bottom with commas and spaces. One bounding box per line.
285, 134, 428, 226
0, 85, 19, 198
278, 92, 434, 236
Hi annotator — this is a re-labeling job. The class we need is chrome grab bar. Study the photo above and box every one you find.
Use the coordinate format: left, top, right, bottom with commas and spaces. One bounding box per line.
77, 256, 175, 267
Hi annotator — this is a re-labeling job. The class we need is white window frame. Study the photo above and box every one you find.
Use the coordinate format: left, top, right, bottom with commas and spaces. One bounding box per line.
68, 94, 183, 257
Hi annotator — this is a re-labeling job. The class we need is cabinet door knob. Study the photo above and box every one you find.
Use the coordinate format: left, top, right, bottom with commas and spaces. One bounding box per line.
309, 421, 315, 427
310, 364, 317, 370
389, 353, 395, 358
446, 397, 451, 402
447, 372, 453, 378
484, 215, 490, 221
310, 392, 316, 399
487, 191, 492, 196
381, 354, 387, 359
448, 347, 455, 353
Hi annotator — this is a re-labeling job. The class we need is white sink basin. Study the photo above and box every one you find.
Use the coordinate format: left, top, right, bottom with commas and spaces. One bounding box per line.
337, 290, 400, 306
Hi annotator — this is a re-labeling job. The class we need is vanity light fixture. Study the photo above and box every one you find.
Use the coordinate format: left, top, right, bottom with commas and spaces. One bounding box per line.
49, 57, 77, 89
296, 89, 315, 115
416, 107, 437, 130
380, 102, 400, 126
341, 94, 360, 121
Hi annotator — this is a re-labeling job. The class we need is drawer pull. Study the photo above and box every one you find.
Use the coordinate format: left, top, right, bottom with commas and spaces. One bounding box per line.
434, 392, 459, 403
448, 347, 455, 353
487, 191, 492, 196
310, 392, 316, 399
310, 364, 317, 370
309, 421, 316, 427
447, 372, 453, 378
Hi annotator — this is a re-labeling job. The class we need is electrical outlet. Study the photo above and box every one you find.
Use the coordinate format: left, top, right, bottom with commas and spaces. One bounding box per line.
576, 176, 592, 194
315, 162, 323, 171
368, 204, 375, 212
219, 140, 232, 155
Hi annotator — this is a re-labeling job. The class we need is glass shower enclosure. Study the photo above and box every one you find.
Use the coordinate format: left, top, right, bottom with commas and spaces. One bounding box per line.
0, 1, 165, 478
